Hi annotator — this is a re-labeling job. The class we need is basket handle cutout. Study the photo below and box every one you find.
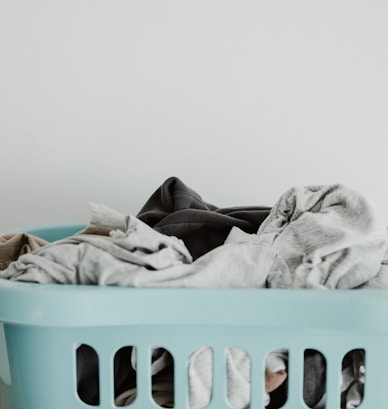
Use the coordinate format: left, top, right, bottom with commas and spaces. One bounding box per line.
114, 346, 137, 407
188, 347, 213, 409
303, 349, 326, 408
150, 346, 175, 408
341, 349, 365, 409
265, 349, 289, 409
226, 347, 250, 409
76, 344, 100, 406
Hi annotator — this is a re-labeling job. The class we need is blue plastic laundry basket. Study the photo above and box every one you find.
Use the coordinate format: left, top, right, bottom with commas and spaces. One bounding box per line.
0, 225, 388, 408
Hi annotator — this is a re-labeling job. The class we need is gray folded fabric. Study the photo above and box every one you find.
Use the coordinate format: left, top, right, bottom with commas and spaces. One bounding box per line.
0, 203, 193, 284
358, 241, 388, 289
136, 176, 271, 259
257, 184, 388, 289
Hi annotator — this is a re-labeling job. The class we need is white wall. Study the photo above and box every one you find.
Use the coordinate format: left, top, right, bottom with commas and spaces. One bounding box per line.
1, 0, 387, 231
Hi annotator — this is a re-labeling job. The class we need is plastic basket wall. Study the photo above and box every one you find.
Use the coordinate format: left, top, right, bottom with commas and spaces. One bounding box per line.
1, 226, 388, 409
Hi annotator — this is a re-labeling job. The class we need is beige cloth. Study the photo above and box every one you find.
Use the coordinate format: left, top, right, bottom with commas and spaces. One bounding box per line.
0, 233, 48, 270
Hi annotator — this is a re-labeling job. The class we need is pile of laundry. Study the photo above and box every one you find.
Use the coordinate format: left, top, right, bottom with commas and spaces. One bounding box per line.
1, 177, 387, 408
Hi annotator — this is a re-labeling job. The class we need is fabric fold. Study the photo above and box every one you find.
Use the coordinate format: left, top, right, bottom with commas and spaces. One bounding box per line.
0, 232, 48, 271
137, 176, 271, 259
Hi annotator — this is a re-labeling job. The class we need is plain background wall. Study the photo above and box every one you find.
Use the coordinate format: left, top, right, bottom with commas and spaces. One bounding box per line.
1, 0, 387, 231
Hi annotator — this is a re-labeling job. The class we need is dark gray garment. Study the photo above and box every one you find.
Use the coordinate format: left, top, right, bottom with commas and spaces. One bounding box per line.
137, 176, 271, 259
303, 349, 326, 407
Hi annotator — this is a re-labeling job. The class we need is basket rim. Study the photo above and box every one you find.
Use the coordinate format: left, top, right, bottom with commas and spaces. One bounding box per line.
0, 279, 387, 330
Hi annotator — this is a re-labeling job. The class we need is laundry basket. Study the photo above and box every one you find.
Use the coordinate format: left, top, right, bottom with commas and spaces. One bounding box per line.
1, 226, 388, 409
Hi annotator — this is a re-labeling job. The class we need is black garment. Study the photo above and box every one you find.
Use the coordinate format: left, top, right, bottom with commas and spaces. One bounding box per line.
137, 177, 271, 260
303, 349, 326, 407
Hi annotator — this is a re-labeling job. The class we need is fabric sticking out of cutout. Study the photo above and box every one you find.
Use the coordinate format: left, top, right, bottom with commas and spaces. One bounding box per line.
265, 349, 288, 409
151, 347, 174, 408
188, 347, 213, 409
341, 349, 365, 409
226, 348, 250, 409
114, 346, 137, 407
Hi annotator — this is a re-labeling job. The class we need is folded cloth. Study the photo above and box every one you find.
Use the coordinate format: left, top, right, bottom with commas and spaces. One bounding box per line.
0, 203, 192, 284
358, 241, 388, 289
0, 233, 48, 270
257, 184, 388, 289
137, 176, 271, 259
